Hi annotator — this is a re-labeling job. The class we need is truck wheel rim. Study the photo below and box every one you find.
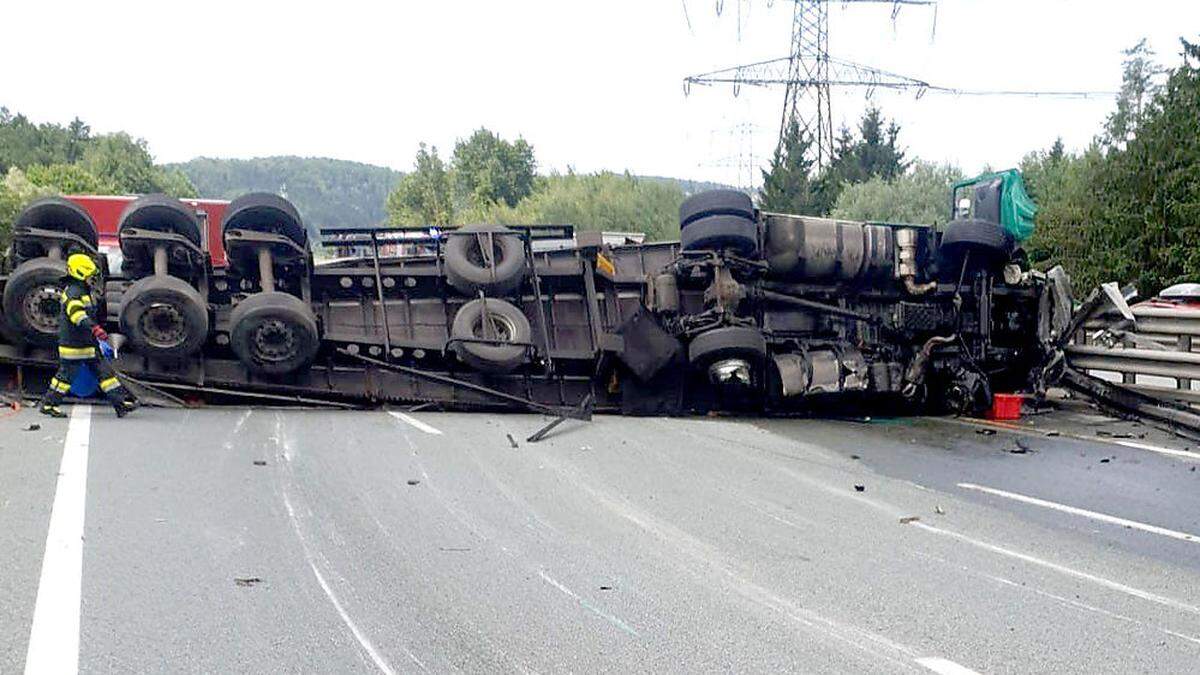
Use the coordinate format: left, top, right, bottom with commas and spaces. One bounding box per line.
251, 320, 297, 363
140, 303, 188, 348
23, 285, 60, 334
472, 313, 516, 343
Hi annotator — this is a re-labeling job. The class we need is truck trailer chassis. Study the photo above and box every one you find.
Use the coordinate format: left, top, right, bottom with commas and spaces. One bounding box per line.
4, 189, 1194, 434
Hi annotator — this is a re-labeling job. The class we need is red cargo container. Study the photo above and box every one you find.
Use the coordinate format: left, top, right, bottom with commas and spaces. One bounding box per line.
64, 195, 232, 267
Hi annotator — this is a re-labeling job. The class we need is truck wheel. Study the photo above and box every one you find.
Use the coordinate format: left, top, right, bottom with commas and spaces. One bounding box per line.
15, 197, 99, 250
679, 189, 754, 227
119, 275, 209, 359
680, 215, 759, 257
1, 257, 67, 347
450, 298, 532, 374
444, 224, 526, 296
688, 326, 767, 366
229, 291, 320, 376
118, 194, 203, 249
938, 218, 1013, 272
222, 192, 307, 249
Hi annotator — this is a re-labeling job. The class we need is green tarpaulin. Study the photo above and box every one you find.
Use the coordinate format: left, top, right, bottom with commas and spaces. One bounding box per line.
953, 169, 1038, 242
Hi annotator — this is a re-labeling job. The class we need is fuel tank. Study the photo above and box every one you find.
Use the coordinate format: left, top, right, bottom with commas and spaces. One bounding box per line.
763, 214, 894, 282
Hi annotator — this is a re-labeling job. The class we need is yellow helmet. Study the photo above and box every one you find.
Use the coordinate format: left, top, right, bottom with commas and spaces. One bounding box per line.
66, 253, 98, 282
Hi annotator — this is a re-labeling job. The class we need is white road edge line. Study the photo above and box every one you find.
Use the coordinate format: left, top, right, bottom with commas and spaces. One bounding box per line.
25, 404, 91, 675
1113, 439, 1200, 461
389, 411, 443, 435
910, 521, 1200, 616
958, 482, 1200, 544
915, 656, 981, 675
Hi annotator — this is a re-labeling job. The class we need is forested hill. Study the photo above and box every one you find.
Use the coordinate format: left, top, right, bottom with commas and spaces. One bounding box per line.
167, 156, 401, 230
169, 155, 737, 231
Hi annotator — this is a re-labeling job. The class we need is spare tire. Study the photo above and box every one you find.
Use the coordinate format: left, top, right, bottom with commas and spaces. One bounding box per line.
444, 224, 526, 296
680, 215, 758, 257
680, 189, 754, 227
119, 275, 209, 359
1, 257, 67, 347
15, 197, 99, 250
688, 326, 767, 367
938, 218, 1013, 271
118, 194, 202, 250
222, 192, 307, 248
450, 298, 532, 374
229, 291, 320, 377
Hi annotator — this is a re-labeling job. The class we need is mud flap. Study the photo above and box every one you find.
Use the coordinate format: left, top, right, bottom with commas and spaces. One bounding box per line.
613, 305, 680, 382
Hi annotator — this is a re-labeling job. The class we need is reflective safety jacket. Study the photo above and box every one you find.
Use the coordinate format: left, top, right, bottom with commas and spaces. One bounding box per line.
58, 278, 99, 353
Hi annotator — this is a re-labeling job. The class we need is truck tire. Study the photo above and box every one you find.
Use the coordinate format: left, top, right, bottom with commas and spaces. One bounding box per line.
444, 224, 526, 296
1, 257, 67, 347
222, 192, 307, 249
15, 197, 99, 250
688, 326, 767, 366
229, 291, 320, 376
680, 215, 759, 257
118, 194, 203, 249
679, 189, 754, 227
119, 275, 209, 359
450, 298, 532, 374
938, 218, 1013, 271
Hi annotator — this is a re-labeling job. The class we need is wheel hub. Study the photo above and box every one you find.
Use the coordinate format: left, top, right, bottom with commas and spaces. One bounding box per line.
23, 285, 61, 334
139, 302, 187, 348
251, 319, 297, 362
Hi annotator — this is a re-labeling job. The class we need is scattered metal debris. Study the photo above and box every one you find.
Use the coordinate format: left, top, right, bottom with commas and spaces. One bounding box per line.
406, 479, 421, 486
234, 577, 263, 587
24, 423, 40, 431
899, 516, 921, 524
252, 460, 267, 466
854, 484, 865, 492
506, 433, 519, 449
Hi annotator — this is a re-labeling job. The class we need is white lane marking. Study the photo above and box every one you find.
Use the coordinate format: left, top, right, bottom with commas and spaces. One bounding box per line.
537, 569, 640, 638
389, 411, 443, 435
910, 521, 1200, 616
958, 482, 1200, 544
1113, 439, 1200, 461
927, 416, 1200, 462
25, 405, 91, 675
915, 657, 981, 675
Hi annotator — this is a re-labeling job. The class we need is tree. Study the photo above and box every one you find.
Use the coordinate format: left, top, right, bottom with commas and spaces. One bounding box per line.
465, 171, 684, 241
386, 143, 454, 226
451, 128, 536, 208
0, 168, 56, 245
804, 106, 910, 215
831, 161, 963, 225
1104, 39, 1165, 147
25, 163, 114, 194
759, 118, 820, 214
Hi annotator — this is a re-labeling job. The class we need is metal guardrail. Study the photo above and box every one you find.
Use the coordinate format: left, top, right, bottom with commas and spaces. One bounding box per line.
1066, 305, 1200, 407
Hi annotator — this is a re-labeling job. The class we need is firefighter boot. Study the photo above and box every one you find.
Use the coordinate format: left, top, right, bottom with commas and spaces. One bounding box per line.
114, 398, 139, 418
39, 402, 68, 418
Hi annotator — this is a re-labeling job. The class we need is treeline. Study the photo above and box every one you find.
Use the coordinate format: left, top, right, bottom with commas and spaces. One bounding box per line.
385, 129, 686, 240
0, 109, 195, 240
169, 156, 401, 231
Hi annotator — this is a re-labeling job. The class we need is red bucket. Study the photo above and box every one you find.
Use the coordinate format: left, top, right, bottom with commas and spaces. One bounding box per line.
988, 393, 1024, 420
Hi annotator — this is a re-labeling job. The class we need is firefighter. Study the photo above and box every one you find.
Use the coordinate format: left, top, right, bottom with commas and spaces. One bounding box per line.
40, 253, 137, 418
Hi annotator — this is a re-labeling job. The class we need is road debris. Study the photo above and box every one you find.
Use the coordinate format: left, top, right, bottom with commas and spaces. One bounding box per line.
24, 423, 40, 431
252, 460, 267, 466
1008, 439, 1032, 454
234, 577, 263, 587
854, 484, 865, 492
975, 428, 997, 436
406, 479, 421, 485
899, 516, 921, 524
506, 433, 519, 448
935, 505, 946, 515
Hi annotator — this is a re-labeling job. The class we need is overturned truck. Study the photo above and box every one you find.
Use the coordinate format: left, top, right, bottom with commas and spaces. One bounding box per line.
0, 184, 1073, 416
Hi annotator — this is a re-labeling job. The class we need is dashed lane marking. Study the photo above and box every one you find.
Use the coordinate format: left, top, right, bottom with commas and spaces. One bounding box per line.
958, 482, 1200, 544
389, 411, 443, 435
915, 656, 981, 675
25, 405, 91, 675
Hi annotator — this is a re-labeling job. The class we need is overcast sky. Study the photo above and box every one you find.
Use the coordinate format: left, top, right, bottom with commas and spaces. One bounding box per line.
4, 1, 1196, 187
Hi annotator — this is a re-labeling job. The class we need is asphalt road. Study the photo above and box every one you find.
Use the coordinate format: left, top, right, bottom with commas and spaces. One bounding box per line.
4, 401, 1200, 673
